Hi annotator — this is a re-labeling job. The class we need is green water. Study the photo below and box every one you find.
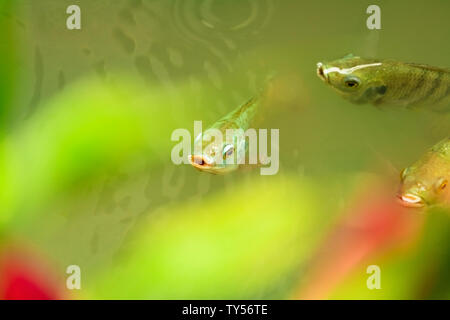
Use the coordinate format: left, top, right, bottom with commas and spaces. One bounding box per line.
1, 0, 449, 299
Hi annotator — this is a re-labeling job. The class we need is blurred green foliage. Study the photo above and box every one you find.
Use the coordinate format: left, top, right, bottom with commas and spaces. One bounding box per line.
89, 177, 327, 299
0, 76, 204, 229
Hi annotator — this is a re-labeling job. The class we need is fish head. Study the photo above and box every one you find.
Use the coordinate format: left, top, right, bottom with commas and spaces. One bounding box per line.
317, 55, 387, 104
189, 128, 246, 175
397, 165, 449, 208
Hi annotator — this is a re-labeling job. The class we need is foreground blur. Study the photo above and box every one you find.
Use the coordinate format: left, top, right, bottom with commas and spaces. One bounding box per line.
0, 0, 449, 299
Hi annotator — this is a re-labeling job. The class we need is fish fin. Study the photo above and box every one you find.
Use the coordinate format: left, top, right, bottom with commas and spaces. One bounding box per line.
404, 63, 450, 74
367, 144, 400, 179
360, 85, 387, 106
342, 53, 359, 59
376, 85, 387, 95
372, 100, 384, 110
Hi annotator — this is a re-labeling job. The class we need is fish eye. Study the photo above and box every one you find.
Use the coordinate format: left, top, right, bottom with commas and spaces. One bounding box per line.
222, 144, 234, 159
344, 76, 360, 88
436, 178, 448, 192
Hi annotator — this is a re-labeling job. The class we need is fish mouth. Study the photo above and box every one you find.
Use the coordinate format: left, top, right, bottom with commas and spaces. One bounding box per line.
316, 62, 328, 83
188, 154, 215, 170
397, 193, 425, 208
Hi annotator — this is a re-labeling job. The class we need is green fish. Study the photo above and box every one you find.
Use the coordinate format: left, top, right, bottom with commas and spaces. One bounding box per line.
398, 138, 450, 208
317, 54, 450, 110
189, 95, 261, 175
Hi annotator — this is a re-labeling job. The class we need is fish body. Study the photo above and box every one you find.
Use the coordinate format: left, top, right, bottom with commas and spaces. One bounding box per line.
189, 96, 261, 174
398, 138, 450, 207
317, 55, 450, 110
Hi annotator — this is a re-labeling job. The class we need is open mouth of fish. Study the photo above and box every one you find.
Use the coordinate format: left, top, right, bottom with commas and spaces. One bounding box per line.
316, 62, 328, 83
397, 193, 425, 208
188, 154, 215, 169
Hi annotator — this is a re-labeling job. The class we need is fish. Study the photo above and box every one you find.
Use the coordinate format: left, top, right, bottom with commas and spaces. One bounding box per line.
189, 95, 261, 175
316, 54, 450, 110
398, 137, 450, 208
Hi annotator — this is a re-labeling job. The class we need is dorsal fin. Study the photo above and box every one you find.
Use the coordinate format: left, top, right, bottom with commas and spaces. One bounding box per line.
404, 63, 450, 74
342, 53, 359, 60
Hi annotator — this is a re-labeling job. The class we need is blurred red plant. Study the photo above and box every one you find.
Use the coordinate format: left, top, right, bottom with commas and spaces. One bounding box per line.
0, 242, 67, 300
293, 180, 426, 299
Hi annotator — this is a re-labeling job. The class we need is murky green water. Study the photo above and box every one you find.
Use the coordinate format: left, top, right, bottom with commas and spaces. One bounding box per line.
1, 0, 449, 299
